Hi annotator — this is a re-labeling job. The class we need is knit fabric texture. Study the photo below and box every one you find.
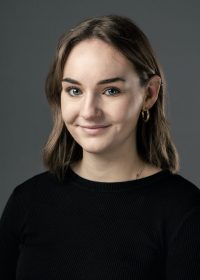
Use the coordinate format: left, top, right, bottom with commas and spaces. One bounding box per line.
0, 168, 200, 279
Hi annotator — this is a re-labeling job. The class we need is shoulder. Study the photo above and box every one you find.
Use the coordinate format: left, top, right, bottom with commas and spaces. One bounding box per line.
153, 171, 200, 222
1, 171, 59, 217
1, 171, 57, 225
146, 165, 199, 195
145, 171, 200, 244
143, 165, 199, 197
144, 170, 200, 220
160, 171, 200, 197
158, 173, 200, 248
10, 170, 58, 200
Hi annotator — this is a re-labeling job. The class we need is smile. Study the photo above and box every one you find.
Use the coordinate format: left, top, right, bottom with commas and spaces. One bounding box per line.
79, 125, 110, 135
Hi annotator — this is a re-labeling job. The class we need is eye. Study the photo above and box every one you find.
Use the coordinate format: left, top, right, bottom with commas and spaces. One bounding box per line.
65, 87, 82, 96
103, 87, 121, 96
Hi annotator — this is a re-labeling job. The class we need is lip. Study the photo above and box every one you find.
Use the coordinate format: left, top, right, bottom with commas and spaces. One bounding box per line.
81, 125, 110, 129
79, 125, 110, 135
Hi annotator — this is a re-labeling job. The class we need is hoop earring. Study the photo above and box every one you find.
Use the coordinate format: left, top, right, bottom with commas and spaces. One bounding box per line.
141, 109, 150, 122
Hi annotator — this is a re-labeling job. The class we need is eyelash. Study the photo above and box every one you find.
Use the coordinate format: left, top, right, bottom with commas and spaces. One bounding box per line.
65, 86, 121, 97
103, 87, 121, 96
65, 87, 81, 96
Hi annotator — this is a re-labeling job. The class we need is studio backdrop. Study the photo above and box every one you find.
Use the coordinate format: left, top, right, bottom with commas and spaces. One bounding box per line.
1, 0, 199, 214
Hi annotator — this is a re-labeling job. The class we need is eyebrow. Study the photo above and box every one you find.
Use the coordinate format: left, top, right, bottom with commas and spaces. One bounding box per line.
62, 77, 126, 85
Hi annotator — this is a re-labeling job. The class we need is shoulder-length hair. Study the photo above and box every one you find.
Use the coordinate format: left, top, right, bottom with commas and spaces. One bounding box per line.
42, 14, 179, 182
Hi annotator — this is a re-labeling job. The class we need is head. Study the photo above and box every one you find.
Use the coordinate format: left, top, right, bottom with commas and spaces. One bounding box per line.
43, 15, 179, 181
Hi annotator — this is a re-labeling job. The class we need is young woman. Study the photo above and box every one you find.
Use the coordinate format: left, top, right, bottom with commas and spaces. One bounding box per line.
1, 15, 200, 279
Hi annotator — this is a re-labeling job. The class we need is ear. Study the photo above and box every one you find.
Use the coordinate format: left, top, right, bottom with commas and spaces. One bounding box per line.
142, 75, 161, 110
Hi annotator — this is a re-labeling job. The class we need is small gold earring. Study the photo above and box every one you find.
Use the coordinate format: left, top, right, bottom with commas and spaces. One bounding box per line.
141, 108, 150, 122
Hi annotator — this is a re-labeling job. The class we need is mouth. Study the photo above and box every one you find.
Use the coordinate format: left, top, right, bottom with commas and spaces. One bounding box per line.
79, 125, 111, 135
81, 125, 110, 129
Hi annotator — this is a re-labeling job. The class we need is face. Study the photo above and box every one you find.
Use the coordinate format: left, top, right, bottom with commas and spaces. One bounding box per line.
61, 39, 147, 157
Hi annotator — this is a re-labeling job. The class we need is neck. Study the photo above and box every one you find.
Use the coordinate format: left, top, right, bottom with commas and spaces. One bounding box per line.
72, 145, 146, 182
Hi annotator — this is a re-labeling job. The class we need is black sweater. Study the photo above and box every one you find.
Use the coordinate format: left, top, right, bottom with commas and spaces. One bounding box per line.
0, 168, 200, 279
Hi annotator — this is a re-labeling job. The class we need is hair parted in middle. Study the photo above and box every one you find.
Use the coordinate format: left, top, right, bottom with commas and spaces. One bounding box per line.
42, 14, 179, 182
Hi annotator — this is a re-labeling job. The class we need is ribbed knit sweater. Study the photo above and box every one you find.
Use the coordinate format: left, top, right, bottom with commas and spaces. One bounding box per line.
0, 168, 200, 279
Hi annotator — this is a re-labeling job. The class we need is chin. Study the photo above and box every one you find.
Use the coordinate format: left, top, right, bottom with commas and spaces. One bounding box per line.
80, 142, 112, 155
82, 147, 107, 155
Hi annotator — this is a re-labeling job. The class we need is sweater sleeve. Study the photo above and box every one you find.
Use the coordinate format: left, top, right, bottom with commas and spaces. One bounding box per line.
166, 205, 200, 279
0, 188, 23, 279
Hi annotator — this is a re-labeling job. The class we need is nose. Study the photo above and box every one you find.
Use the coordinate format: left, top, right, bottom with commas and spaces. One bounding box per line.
80, 93, 103, 120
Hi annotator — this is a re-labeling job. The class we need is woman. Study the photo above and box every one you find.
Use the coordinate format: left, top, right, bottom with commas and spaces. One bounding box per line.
0, 15, 200, 279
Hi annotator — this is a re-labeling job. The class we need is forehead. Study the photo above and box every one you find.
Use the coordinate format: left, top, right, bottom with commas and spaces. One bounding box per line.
63, 39, 135, 77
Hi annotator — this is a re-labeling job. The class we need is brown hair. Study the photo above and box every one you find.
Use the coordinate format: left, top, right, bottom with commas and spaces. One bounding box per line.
42, 14, 179, 182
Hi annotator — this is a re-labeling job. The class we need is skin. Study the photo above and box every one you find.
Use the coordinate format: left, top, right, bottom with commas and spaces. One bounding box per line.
61, 38, 161, 182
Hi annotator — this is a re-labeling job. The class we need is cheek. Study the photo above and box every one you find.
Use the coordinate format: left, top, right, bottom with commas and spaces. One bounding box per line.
61, 102, 74, 125
113, 98, 142, 124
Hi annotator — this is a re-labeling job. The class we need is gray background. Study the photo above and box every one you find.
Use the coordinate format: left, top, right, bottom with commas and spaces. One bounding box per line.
1, 0, 199, 214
